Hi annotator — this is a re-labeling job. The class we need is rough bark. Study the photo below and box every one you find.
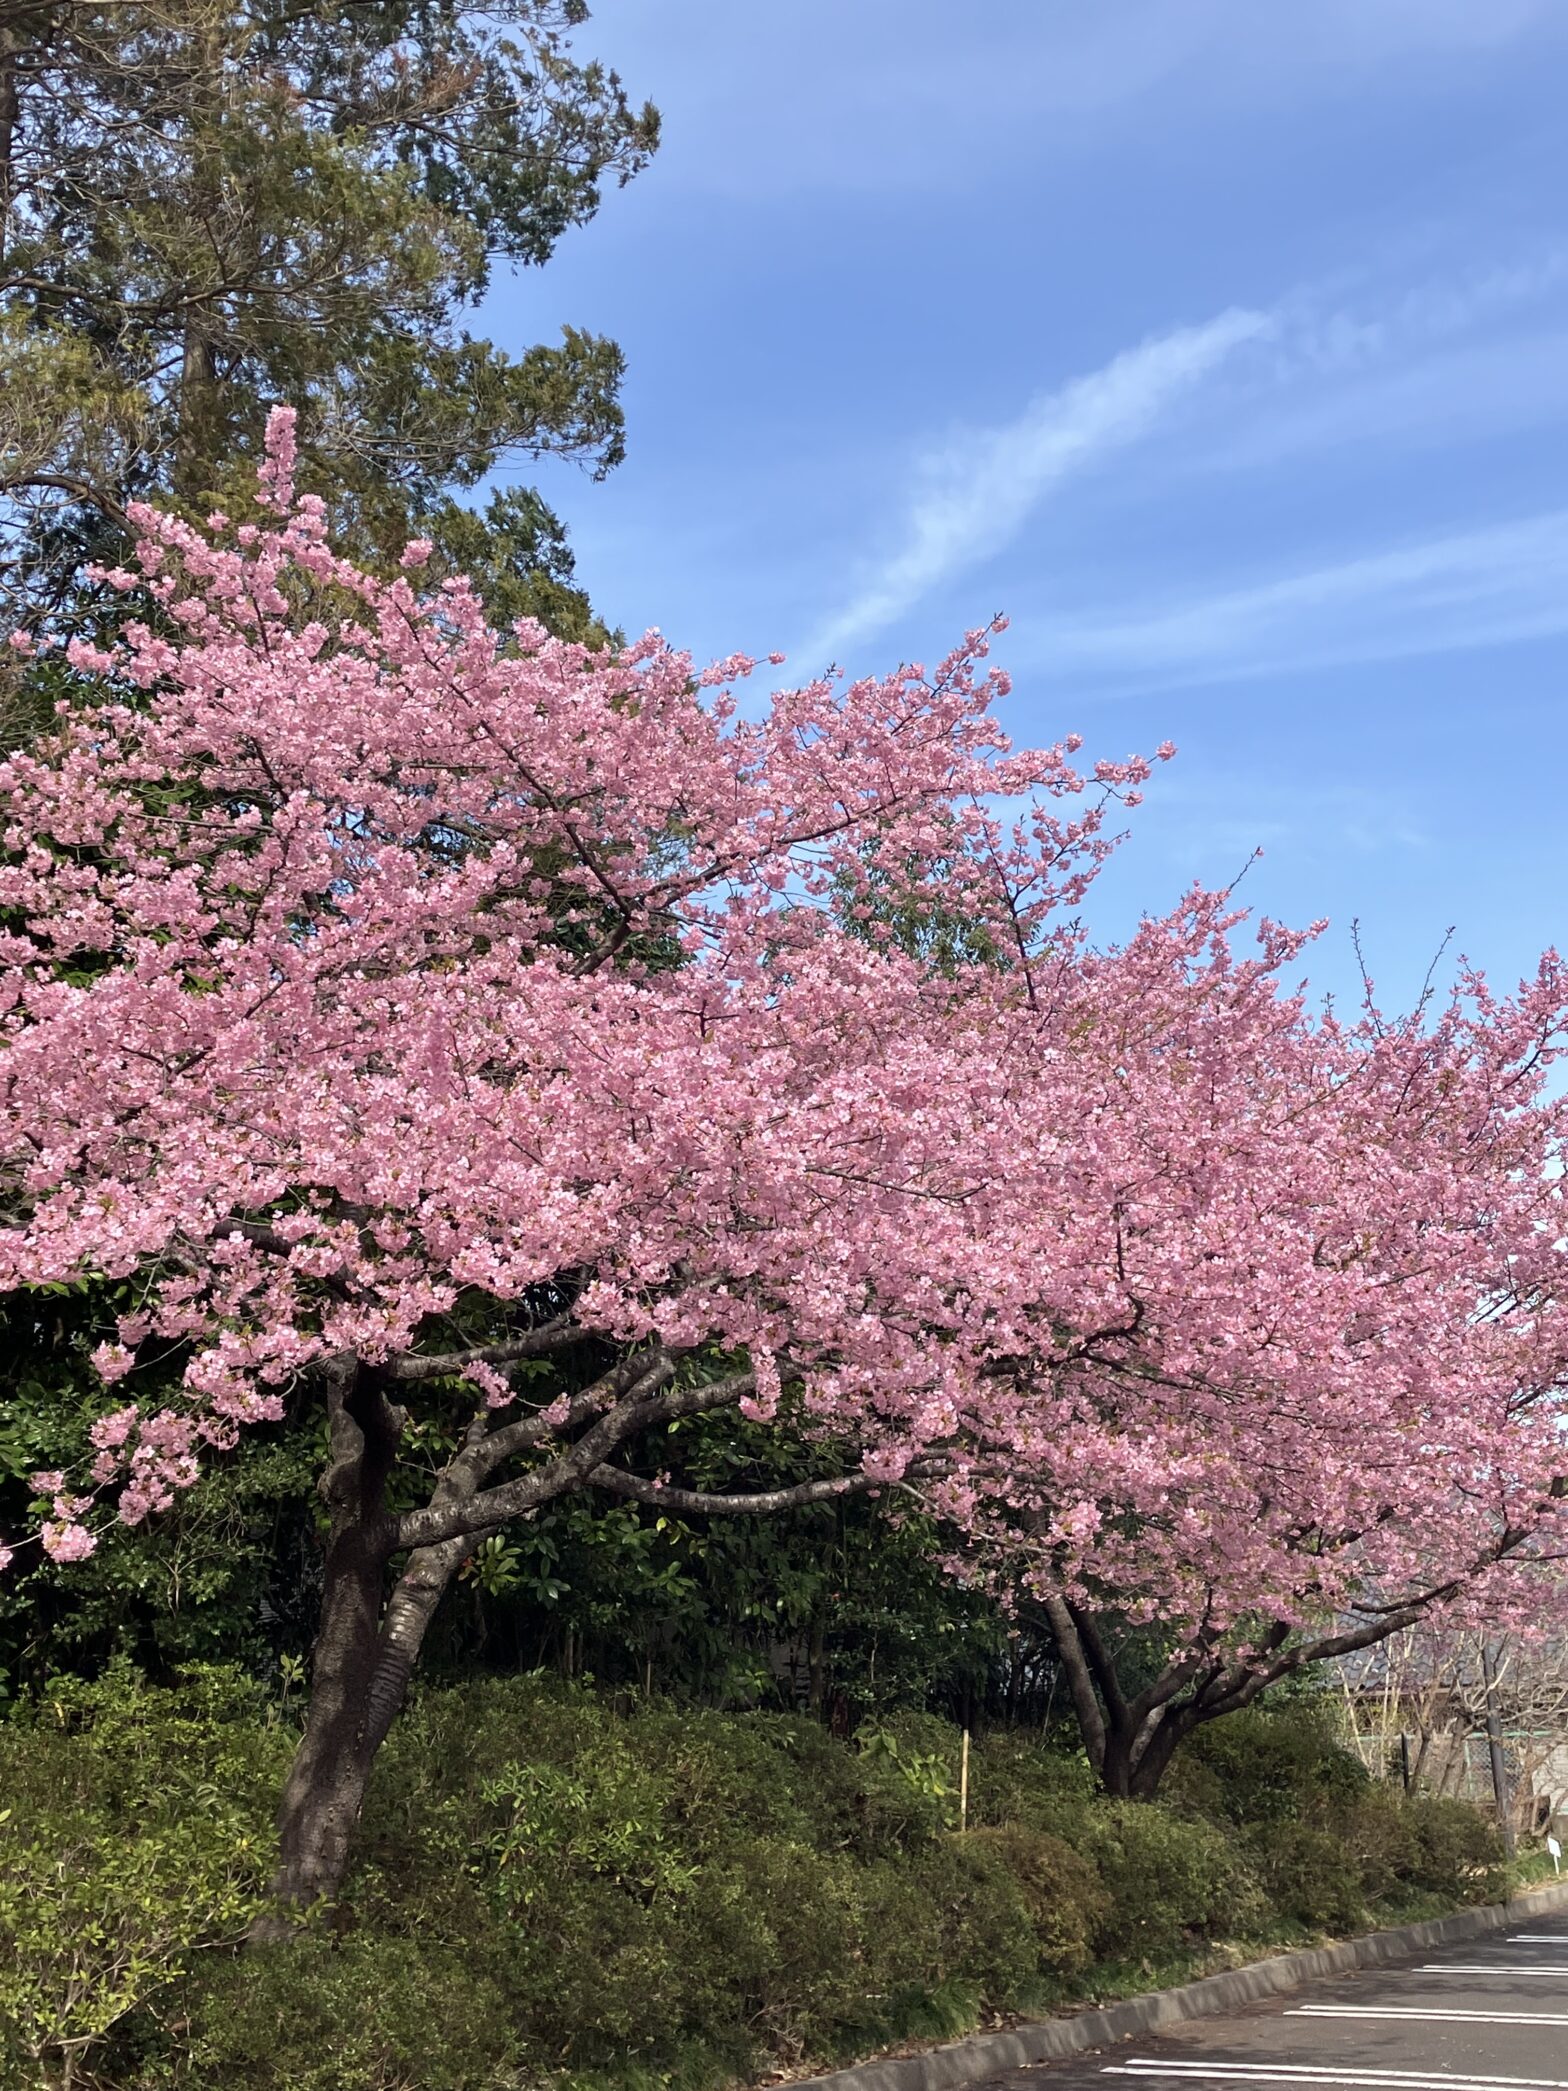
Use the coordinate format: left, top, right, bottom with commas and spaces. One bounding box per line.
0, 15, 20, 276
254, 1358, 401, 1934
1039, 1592, 1469, 1800
252, 1344, 908, 1929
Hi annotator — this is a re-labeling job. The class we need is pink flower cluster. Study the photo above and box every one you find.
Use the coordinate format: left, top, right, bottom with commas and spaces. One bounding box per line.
1, 410, 1566, 1633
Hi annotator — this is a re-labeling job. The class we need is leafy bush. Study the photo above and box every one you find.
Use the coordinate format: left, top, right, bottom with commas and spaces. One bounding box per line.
1178, 1704, 1506, 1929
0, 1675, 1512, 2091
0, 1665, 288, 2088
896, 1836, 1042, 1997
1250, 1820, 1369, 1931
1067, 1802, 1264, 1959
1405, 1793, 1508, 1902
963, 1825, 1112, 1977
1178, 1704, 1371, 1825
142, 1937, 516, 2091
966, 1730, 1099, 1832
856, 1715, 963, 1840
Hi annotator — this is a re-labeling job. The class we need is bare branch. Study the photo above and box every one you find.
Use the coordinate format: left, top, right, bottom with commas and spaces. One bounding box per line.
393, 1364, 759, 1550
387, 1315, 585, 1382
585, 1461, 936, 1518
0, 472, 128, 528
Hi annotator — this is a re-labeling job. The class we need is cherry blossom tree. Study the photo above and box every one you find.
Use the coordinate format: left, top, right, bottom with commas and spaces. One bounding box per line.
3, 412, 1567, 1916
938, 948, 1568, 1797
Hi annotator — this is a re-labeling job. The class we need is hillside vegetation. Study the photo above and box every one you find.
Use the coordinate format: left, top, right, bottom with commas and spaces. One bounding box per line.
0, 1670, 1507, 2091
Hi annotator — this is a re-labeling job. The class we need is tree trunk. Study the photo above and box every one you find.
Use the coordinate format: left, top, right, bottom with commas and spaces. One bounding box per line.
172, 12, 226, 500
1097, 1729, 1133, 1798
264, 1520, 386, 1920
253, 1360, 401, 1936
1091, 1706, 1186, 1798
0, 17, 20, 276
360, 1535, 473, 1758
1039, 1597, 1202, 1801
1040, 1594, 1107, 1779
1123, 1710, 1190, 1798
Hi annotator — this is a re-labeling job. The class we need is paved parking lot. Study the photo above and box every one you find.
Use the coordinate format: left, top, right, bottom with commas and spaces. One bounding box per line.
978, 1915, 1568, 2091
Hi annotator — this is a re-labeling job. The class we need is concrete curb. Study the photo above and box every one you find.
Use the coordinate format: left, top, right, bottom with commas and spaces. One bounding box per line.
791, 1878, 1568, 2091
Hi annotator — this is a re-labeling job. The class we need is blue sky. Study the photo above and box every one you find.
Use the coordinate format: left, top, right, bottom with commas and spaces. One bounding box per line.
492, 0, 1568, 1010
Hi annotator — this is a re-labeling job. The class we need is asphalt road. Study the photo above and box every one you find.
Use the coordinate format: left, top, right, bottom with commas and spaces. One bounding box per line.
977, 1913, 1568, 2091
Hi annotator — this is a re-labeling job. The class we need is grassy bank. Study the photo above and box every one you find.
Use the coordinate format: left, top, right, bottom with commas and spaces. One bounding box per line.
0, 1668, 1510, 2091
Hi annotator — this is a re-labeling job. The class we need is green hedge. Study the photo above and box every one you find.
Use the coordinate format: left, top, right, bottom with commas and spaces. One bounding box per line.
0, 1672, 1507, 2091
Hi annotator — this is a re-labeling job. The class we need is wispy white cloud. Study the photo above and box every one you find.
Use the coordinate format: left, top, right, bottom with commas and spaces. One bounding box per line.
1206, 328, 1568, 477
1018, 509, 1568, 689
802, 308, 1271, 662
1267, 250, 1568, 383
800, 248, 1568, 667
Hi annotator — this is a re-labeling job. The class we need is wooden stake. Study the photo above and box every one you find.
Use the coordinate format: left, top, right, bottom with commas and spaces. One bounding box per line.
959, 1727, 970, 1833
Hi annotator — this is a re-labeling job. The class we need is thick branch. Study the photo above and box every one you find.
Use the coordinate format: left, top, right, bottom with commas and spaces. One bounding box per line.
1125, 1647, 1214, 1728
392, 1365, 757, 1550
585, 1463, 927, 1518
387, 1315, 586, 1381
1039, 1594, 1107, 1774
465, 1355, 658, 1473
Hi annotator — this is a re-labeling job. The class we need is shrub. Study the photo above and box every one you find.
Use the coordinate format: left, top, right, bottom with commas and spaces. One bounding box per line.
891, 1837, 1042, 1999
966, 1732, 1098, 1833
1177, 1702, 1504, 1926
1249, 1820, 1368, 1931
965, 1825, 1112, 1977
1068, 1803, 1264, 1959
1338, 1786, 1424, 1905
0, 1666, 287, 2089
0, 1673, 1516, 2090
324, 1678, 950, 2077
1405, 1794, 1507, 1902
145, 1936, 515, 2091
856, 1714, 963, 1841
680, 1838, 871, 2060
1177, 1704, 1370, 1826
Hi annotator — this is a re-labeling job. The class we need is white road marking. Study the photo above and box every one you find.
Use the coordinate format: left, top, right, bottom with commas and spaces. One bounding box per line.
1410, 1964, 1568, 1975
1289, 2004, 1568, 2024
1104, 2064, 1568, 2089
1104, 2065, 1568, 2089
1508, 1935, 1568, 1942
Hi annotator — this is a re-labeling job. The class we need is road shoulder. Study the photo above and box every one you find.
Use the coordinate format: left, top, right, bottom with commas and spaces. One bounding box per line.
787, 1880, 1568, 2091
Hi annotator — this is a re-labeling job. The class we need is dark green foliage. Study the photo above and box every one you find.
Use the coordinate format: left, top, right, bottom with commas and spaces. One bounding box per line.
0, 1675, 1510, 2090
959, 1827, 1112, 1978
1173, 1701, 1374, 1824
1172, 1706, 1508, 1928
0, 1302, 1015, 1725
154, 1940, 517, 2091
418, 484, 615, 645
0, 1, 658, 721
0, 1283, 324, 1698
415, 1410, 1014, 1723
1065, 1804, 1266, 1958
1408, 1794, 1511, 1900
0, 1665, 291, 2087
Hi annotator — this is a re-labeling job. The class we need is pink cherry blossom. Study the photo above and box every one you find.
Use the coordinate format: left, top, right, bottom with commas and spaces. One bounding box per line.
0, 408, 1565, 1678
40, 1521, 95, 1564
